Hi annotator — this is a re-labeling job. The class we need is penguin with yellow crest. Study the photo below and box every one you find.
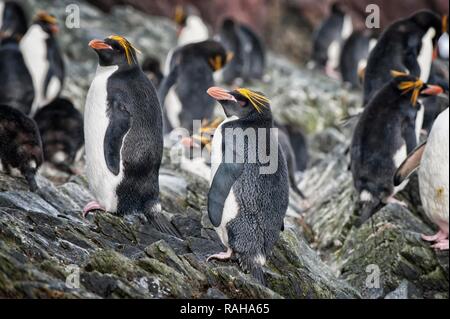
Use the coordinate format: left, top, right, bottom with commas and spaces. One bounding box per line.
351, 71, 443, 226
84, 35, 178, 237
206, 86, 289, 285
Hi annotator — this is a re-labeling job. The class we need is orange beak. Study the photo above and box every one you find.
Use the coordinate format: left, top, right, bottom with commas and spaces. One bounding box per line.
89, 39, 112, 50
207, 87, 237, 102
422, 85, 444, 96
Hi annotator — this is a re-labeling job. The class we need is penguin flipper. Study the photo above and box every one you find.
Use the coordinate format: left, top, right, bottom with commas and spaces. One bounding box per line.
394, 140, 427, 186
157, 65, 179, 106
208, 162, 244, 227
104, 99, 131, 175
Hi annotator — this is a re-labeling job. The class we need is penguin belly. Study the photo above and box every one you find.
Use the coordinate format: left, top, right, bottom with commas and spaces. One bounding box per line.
178, 16, 209, 47
20, 24, 49, 115
164, 87, 182, 131
419, 109, 449, 232
84, 65, 125, 212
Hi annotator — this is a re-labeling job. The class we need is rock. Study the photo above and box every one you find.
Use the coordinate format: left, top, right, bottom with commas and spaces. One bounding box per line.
385, 280, 423, 299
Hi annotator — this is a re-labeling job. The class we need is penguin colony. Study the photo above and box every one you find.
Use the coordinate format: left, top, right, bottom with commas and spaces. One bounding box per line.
0, 1, 448, 288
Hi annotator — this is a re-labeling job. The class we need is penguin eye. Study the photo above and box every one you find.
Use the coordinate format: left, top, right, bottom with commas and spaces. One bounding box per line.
239, 100, 248, 107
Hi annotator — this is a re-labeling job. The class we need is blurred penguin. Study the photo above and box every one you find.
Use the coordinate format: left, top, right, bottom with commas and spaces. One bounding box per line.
20, 11, 65, 116
310, 2, 353, 79
33, 97, 83, 174
142, 55, 163, 89
0, 0, 28, 39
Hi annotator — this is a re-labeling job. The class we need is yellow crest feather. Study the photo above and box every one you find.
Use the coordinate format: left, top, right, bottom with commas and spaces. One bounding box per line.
235, 88, 270, 113
36, 11, 57, 25
392, 70, 423, 106
108, 35, 141, 65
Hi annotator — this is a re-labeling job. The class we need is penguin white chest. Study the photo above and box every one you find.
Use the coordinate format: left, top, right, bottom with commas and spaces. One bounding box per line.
417, 27, 436, 82
419, 109, 449, 231
178, 16, 209, 46
210, 116, 239, 247
84, 65, 124, 212
0, 2, 4, 28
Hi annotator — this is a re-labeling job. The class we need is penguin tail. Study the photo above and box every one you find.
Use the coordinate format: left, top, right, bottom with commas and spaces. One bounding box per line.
144, 201, 182, 238
355, 195, 382, 228
237, 253, 267, 286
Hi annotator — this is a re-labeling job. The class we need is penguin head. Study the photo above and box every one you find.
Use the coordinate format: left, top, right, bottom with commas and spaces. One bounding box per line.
391, 70, 444, 106
34, 11, 59, 35
184, 40, 232, 72
330, 2, 345, 15
89, 35, 141, 67
207, 87, 272, 120
409, 10, 443, 55
174, 5, 200, 35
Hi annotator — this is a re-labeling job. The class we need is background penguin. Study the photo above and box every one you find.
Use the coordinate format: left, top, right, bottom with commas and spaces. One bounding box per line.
217, 18, 245, 85
310, 2, 353, 78
0, 104, 43, 191
339, 30, 377, 89
141, 55, 163, 89
395, 108, 449, 251
0, 0, 28, 39
158, 40, 230, 134
173, 4, 209, 47
33, 97, 84, 174
85, 35, 178, 237
363, 10, 443, 105
0, 34, 35, 114
351, 72, 443, 226
206, 86, 289, 285
20, 11, 64, 116
238, 22, 266, 82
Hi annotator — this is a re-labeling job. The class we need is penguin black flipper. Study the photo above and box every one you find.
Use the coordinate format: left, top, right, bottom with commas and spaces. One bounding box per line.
104, 99, 131, 175
44, 38, 65, 100
402, 110, 419, 153
394, 140, 427, 186
208, 162, 244, 227
158, 64, 179, 107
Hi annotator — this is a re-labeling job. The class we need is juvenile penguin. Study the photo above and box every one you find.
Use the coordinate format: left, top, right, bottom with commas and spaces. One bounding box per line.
311, 2, 353, 78
20, 11, 64, 116
85, 35, 177, 236
363, 10, 442, 105
0, 35, 35, 114
0, 0, 28, 39
339, 30, 377, 88
395, 108, 449, 250
141, 55, 163, 89
34, 97, 84, 174
158, 40, 230, 134
206, 87, 289, 284
351, 72, 443, 226
0, 104, 43, 191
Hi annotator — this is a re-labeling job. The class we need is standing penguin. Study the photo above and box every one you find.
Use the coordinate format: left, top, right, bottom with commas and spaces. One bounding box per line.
34, 97, 84, 174
351, 72, 443, 226
395, 108, 449, 251
141, 55, 164, 89
174, 5, 209, 47
0, 104, 43, 191
20, 11, 64, 116
158, 40, 230, 134
0, 35, 34, 114
363, 10, 443, 105
339, 30, 377, 88
206, 87, 289, 285
310, 2, 353, 78
84, 35, 177, 236
238, 22, 266, 82
0, 0, 28, 39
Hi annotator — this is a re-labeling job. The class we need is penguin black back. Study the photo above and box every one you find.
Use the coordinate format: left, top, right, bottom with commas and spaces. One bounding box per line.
339, 31, 376, 88
0, 35, 34, 114
351, 72, 444, 225
0, 1, 28, 39
363, 10, 442, 105
238, 23, 266, 81
34, 97, 83, 174
0, 104, 43, 191
158, 40, 229, 134
219, 18, 244, 84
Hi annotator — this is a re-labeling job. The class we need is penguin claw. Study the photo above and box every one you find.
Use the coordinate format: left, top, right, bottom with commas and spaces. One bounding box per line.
421, 230, 447, 242
431, 240, 449, 251
82, 201, 105, 218
207, 249, 233, 262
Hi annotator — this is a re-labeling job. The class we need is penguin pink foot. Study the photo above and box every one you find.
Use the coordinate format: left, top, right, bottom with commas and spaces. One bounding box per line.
432, 240, 449, 250
385, 196, 408, 207
83, 201, 105, 218
207, 248, 233, 262
422, 230, 447, 242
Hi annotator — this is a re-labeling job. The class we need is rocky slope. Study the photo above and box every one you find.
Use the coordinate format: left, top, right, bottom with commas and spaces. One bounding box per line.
0, 0, 448, 299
